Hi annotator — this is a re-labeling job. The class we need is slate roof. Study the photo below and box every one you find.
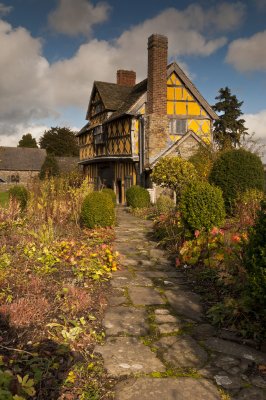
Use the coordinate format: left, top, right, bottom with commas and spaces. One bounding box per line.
56, 156, 80, 173
0, 147, 46, 171
82, 61, 217, 129
85, 82, 132, 120
107, 79, 147, 122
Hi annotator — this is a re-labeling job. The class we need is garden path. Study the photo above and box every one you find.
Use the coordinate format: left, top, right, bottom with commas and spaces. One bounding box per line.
95, 207, 266, 400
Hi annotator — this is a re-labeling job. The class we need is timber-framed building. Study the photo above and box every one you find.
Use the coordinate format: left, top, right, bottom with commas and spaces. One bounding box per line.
77, 34, 218, 203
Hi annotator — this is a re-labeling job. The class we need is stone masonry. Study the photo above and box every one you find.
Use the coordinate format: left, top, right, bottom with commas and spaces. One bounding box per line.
146, 34, 169, 164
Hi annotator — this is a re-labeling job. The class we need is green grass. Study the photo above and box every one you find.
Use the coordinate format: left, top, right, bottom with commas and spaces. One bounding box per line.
0, 191, 9, 207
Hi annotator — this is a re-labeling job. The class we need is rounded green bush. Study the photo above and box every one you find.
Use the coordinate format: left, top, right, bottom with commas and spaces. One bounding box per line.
102, 188, 116, 205
126, 185, 150, 209
209, 149, 265, 212
8, 185, 29, 211
80, 192, 115, 228
180, 181, 225, 232
156, 194, 175, 215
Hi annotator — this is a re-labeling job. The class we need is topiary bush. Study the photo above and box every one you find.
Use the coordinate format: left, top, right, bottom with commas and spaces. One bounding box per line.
80, 192, 115, 228
180, 181, 225, 232
102, 188, 116, 205
209, 149, 265, 212
243, 200, 266, 316
126, 185, 150, 209
8, 185, 29, 211
155, 194, 175, 215
151, 156, 197, 201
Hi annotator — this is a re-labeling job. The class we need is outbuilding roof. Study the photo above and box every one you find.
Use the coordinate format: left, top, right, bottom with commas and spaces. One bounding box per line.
0, 147, 46, 171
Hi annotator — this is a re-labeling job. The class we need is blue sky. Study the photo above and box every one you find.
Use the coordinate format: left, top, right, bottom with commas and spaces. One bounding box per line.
0, 0, 266, 156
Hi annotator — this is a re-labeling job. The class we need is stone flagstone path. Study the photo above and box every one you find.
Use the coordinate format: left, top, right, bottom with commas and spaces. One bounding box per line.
95, 207, 266, 400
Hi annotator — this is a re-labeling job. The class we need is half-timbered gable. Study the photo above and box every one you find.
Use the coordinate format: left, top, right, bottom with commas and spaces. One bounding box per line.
78, 34, 218, 204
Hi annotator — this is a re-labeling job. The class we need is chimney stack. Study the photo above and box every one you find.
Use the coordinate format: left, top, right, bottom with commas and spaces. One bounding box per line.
117, 70, 136, 87
145, 34, 168, 164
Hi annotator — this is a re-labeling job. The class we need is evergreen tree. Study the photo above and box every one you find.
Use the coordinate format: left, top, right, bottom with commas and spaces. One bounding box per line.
39, 154, 59, 180
39, 127, 79, 156
18, 133, 38, 148
213, 87, 248, 149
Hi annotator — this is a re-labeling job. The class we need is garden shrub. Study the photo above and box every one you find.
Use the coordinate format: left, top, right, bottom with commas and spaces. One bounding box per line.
243, 200, 266, 317
180, 181, 225, 232
102, 188, 116, 205
234, 188, 264, 227
155, 194, 175, 215
80, 191, 115, 228
209, 149, 265, 212
39, 153, 59, 180
151, 156, 197, 201
126, 185, 150, 209
189, 144, 216, 181
8, 185, 29, 211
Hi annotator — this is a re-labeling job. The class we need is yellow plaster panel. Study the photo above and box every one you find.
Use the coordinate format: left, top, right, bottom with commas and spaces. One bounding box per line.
201, 108, 207, 116
167, 101, 175, 115
175, 87, 183, 100
175, 102, 187, 115
167, 77, 173, 85
183, 88, 193, 101
125, 140, 131, 153
188, 102, 201, 115
188, 119, 199, 133
170, 73, 182, 85
167, 87, 175, 101
201, 120, 210, 133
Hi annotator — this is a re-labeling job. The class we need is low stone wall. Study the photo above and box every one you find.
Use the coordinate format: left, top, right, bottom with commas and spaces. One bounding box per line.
0, 170, 39, 185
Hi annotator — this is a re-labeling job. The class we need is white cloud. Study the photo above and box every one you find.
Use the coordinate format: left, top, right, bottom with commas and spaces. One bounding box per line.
244, 110, 266, 161
0, 124, 49, 147
183, 2, 246, 33
48, 0, 111, 36
226, 31, 266, 72
0, 2, 245, 141
0, 3, 12, 16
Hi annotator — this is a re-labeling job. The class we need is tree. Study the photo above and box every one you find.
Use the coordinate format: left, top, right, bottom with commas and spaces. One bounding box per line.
213, 87, 248, 149
39, 154, 59, 180
18, 133, 38, 148
39, 127, 79, 156
151, 156, 197, 202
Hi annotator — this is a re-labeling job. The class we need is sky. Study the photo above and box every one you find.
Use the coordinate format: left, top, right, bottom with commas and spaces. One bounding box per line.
0, 0, 266, 158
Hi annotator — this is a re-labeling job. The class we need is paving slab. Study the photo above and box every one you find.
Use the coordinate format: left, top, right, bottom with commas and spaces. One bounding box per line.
103, 306, 148, 336
204, 337, 266, 364
115, 377, 221, 400
155, 313, 179, 324
213, 374, 246, 390
234, 387, 266, 400
128, 286, 165, 305
95, 337, 165, 376
157, 323, 182, 334
155, 335, 208, 368
165, 289, 203, 321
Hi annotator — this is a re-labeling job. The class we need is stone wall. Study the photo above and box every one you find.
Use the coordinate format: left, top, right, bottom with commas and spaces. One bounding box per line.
177, 136, 200, 160
0, 170, 40, 185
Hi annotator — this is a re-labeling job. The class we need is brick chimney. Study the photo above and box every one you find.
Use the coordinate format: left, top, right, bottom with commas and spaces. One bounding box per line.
145, 34, 168, 165
117, 70, 136, 87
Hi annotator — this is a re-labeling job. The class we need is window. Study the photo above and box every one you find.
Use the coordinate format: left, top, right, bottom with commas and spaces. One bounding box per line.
169, 119, 187, 135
